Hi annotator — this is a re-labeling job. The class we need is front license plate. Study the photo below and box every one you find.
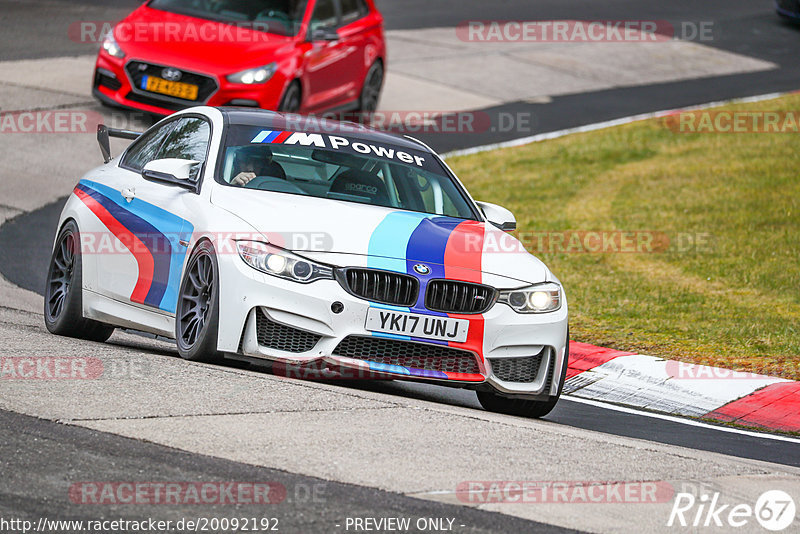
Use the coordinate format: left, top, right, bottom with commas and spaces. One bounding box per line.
141, 75, 199, 100
365, 308, 469, 343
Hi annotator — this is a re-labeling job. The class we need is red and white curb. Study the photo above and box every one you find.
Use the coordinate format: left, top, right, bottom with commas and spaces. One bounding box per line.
566, 342, 800, 433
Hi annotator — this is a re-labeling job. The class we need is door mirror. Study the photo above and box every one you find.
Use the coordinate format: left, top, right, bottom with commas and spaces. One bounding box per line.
142, 158, 200, 189
476, 201, 517, 232
310, 26, 339, 41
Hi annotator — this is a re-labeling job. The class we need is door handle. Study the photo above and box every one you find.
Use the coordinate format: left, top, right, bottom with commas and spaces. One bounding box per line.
121, 187, 136, 203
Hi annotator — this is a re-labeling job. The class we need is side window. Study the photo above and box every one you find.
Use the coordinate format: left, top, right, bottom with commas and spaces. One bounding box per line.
156, 117, 211, 164
340, 0, 367, 25
310, 0, 337, 30
120, 122, 176, 172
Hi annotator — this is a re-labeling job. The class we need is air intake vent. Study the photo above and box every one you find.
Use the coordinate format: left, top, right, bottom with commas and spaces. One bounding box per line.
338, 268, 418, 307
425, 280, 497, 314
256, 310, 321, 353
489, 352, 546, 383
333, 336, 481, 375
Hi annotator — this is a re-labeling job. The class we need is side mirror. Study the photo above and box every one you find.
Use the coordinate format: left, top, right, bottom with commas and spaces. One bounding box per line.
142, 158, 200, 190
310, 26, 339, 42
476, 201, 517, 232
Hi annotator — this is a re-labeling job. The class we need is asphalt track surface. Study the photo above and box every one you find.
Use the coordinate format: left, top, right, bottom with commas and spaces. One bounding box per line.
1, 409, 577, 533
2, 1, 800, 531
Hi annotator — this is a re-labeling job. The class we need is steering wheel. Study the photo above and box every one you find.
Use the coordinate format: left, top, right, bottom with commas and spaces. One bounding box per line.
244, 176, 306, 194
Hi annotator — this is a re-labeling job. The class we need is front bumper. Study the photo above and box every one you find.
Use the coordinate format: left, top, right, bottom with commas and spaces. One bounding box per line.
93, 54, 285, 116
217, 252, 569, 400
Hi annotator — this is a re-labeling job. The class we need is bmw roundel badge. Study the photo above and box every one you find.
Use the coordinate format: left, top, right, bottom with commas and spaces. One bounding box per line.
413, 264, 431, 275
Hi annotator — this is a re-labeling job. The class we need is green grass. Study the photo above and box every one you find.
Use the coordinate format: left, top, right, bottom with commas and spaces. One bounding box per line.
449, 94, 800, 379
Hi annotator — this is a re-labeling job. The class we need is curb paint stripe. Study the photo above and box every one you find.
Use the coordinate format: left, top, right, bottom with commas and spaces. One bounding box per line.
73, 187, 155, 304
566, 342, 635, 379
565, 344, 798, 431
705, 382, 800, 432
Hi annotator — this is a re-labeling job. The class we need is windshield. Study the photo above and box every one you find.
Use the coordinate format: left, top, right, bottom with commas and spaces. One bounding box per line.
218, 125, 479, 221
148, 0, 309, 37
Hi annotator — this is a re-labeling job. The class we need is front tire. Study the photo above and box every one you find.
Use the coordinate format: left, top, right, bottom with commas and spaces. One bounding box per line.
278, 81, 301, 113
176, 241, 222, 362
477, 337, 569, 418
44, 221, 114, 342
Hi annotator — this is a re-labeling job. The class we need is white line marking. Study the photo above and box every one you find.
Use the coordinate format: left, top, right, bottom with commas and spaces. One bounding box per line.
442, 91, 794, 159
562, 395, 800, 444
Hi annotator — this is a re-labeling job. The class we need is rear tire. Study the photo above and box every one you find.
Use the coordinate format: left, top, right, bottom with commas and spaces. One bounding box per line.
478, 337, 569, 418
44, 221, 115, 342
175, 241, 222, 362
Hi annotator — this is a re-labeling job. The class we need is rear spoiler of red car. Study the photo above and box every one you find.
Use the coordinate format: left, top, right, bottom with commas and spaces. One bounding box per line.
97, 124, 141, 163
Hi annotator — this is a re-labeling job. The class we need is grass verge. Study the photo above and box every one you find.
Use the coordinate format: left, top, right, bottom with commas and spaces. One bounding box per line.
449, 94, 800, 379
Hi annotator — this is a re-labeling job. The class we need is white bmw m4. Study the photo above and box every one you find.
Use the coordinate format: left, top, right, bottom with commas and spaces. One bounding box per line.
45, 107, 569, 417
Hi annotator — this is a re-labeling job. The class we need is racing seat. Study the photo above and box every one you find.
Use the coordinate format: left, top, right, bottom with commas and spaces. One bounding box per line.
328, 170, 391, 206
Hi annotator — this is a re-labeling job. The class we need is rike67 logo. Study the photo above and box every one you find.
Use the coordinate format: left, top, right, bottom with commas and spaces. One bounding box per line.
668, 490, 796, 531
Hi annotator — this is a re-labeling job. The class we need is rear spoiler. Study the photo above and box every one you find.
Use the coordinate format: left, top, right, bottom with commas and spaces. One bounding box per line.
97, 124, 142, 163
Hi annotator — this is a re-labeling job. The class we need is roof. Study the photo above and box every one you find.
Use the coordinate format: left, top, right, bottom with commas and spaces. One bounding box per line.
219, 107, 430, 153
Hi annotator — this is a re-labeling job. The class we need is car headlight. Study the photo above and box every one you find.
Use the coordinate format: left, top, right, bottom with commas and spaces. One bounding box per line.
227, 63, 277, 84
101, 30, 125, 58
236, 241, 333, 283
498, 283, 562, 313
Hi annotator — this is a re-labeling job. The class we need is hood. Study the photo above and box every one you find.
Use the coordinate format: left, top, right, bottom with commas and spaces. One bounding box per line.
115, 5, 295, 73
212, 186, 550, 287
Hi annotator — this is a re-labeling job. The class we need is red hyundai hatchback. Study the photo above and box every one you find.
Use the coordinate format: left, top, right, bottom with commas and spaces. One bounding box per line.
93, 0, 386, 116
